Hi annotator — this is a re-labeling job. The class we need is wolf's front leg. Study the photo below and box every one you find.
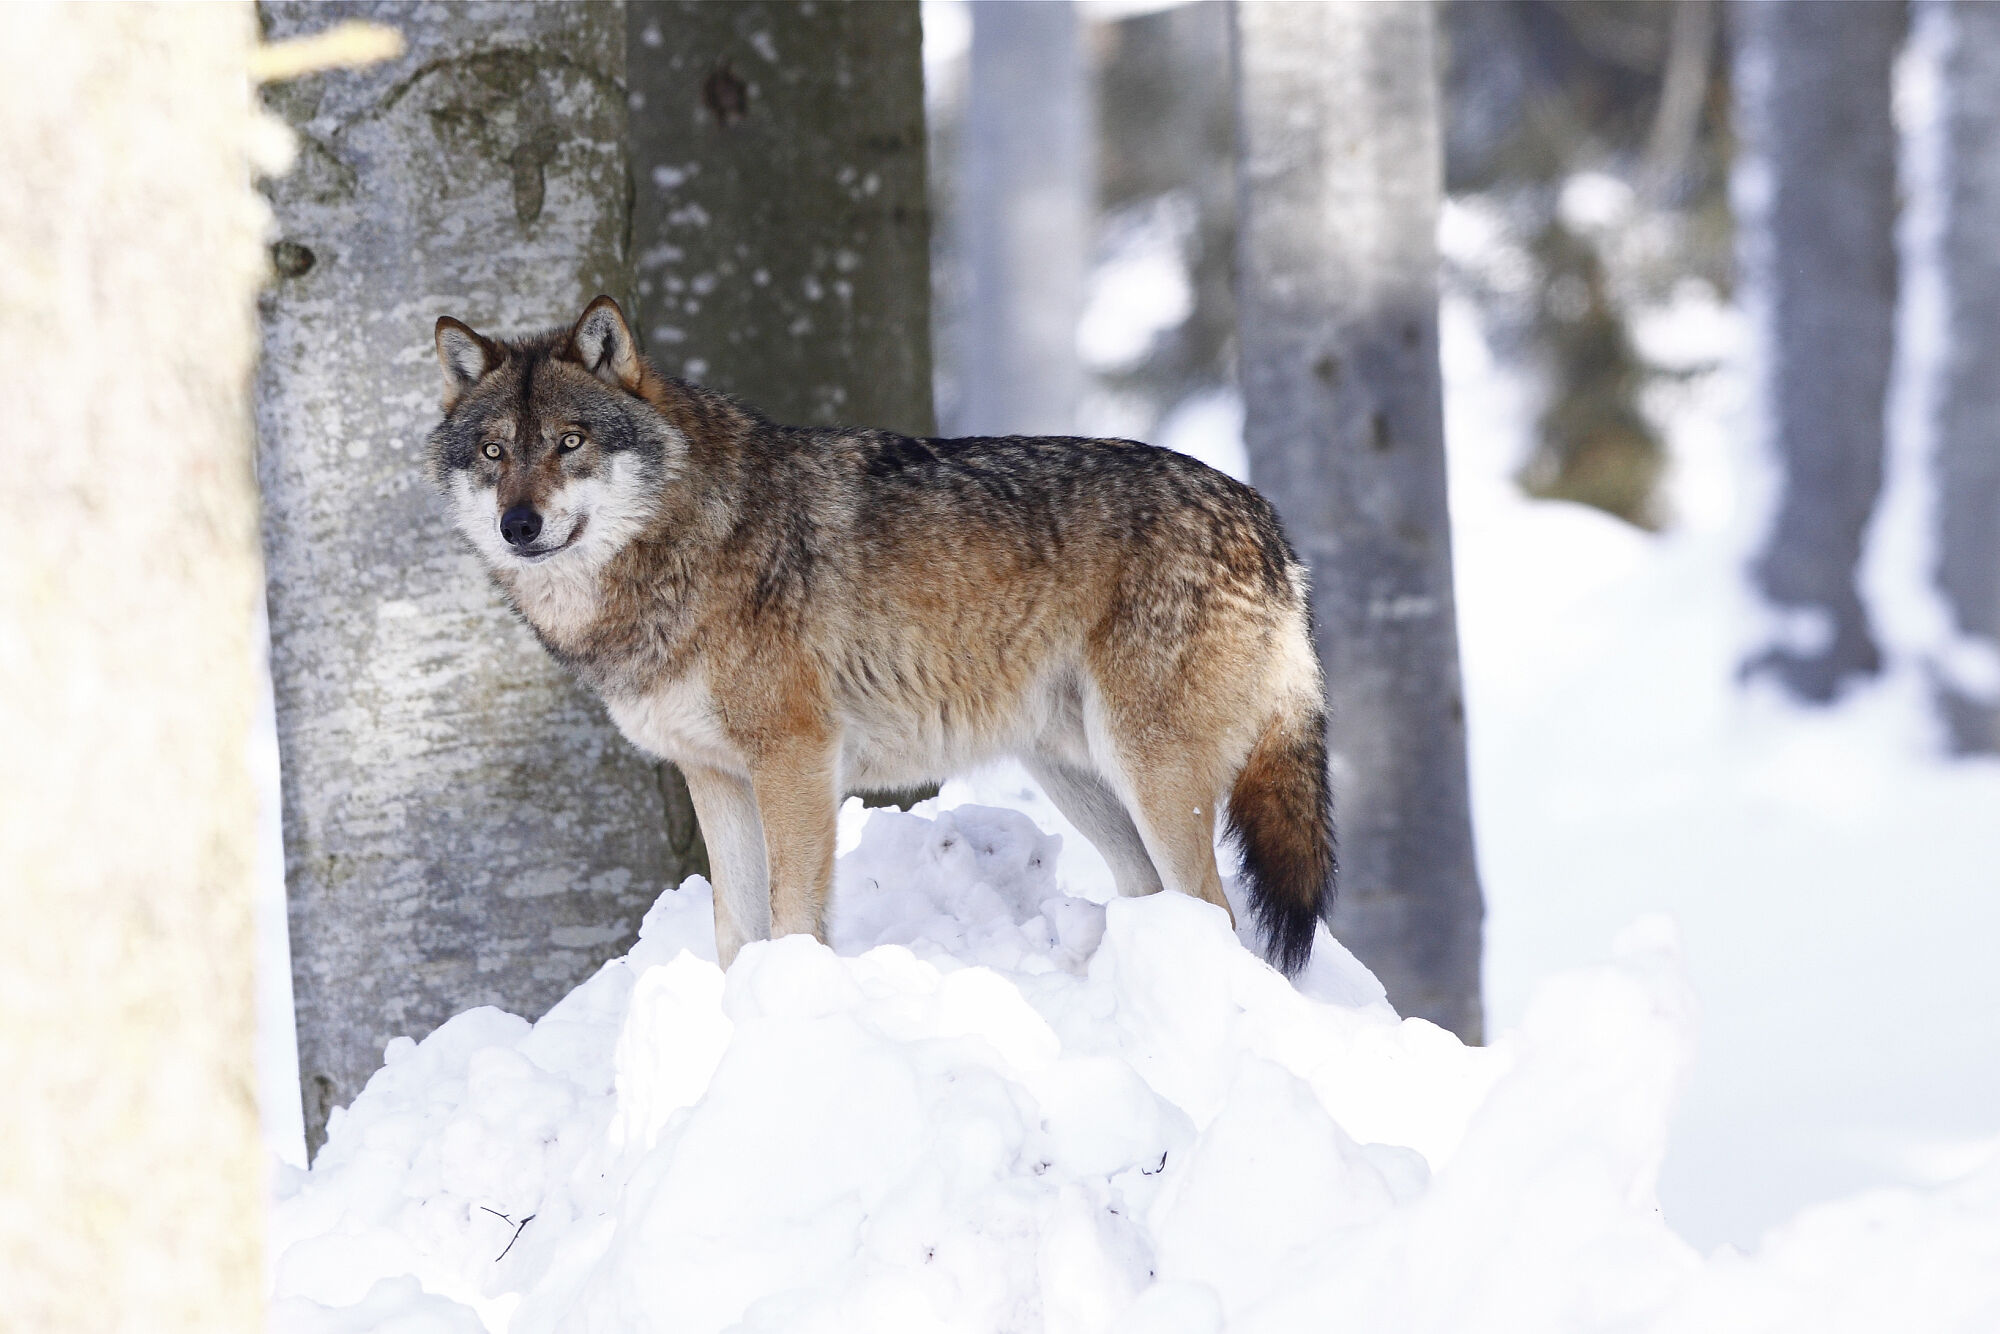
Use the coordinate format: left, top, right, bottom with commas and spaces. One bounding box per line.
750, 740, 839, 943
680, 762, 771, 968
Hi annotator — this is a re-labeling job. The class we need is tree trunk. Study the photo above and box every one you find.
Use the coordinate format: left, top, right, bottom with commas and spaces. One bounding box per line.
1924, 0, 2000, 752
1232, 0, 1484, 1042
0, 4, 265, 1325
957, 0, 1092, 436
627, 1, 934, 437
258, 0, 702, 1157
1733, 0, 1903, 703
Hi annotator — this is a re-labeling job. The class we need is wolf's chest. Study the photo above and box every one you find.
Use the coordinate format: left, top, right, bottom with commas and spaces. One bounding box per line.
603, 673, 737, 770
507, 565, 607, 647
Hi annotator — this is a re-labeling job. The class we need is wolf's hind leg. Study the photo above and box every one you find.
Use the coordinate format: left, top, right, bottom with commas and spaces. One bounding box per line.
1022, 757, 1165, 900
1091, 736, 1235, 925
680, 762, 771, 967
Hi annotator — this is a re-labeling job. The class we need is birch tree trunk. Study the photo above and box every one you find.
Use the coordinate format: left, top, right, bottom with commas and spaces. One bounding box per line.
1233, 0, 1483, 1042
958, 0, 1091, 436
0, 4, 266, 1325
1924, 0, 2000, 753
628, 1, 934, 436
258, 0, 700, 1156
1733, 0, 1902, 703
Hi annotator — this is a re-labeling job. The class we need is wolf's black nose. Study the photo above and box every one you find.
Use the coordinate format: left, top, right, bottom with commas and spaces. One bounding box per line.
501, 505, 543, 548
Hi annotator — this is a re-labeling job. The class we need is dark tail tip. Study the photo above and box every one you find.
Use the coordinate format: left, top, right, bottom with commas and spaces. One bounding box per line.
1224, 707, 1336, 976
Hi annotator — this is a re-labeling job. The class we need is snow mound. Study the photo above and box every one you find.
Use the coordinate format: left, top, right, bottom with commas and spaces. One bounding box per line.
270, 798, 2000, 1333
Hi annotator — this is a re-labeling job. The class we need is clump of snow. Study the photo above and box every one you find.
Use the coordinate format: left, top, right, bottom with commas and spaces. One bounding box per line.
1557, 170, 1638, 234
268, 782, 2000, 1332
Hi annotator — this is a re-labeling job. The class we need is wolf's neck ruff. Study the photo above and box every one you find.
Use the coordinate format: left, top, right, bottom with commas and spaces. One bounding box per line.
426, 296, 1336, 977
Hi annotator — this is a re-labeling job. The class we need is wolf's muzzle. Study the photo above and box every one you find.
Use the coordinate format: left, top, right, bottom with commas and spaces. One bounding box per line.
501, 505, 543, 549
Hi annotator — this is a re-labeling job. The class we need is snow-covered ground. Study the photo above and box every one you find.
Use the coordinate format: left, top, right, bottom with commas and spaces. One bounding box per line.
265, 769, 2000, 1332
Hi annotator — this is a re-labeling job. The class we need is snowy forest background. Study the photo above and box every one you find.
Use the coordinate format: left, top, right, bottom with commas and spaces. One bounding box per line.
7, 1, 2000, 1330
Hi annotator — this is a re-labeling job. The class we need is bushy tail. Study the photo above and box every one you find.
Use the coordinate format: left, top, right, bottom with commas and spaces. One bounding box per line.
1225, 702, 1336, 975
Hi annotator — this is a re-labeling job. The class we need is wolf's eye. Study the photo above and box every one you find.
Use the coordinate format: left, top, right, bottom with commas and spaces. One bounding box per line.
560, 432, 584, 451
482, 442, 503, 460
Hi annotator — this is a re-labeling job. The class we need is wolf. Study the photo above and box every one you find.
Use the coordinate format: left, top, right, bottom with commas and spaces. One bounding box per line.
426, 296, 1335, 974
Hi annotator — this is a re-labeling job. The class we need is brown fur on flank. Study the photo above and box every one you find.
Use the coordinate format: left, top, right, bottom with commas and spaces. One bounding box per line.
426, 296, 1337, 974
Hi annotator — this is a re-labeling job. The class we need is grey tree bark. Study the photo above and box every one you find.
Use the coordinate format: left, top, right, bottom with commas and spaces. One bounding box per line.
258, 1, 703, 1156
1733, 0, 1903, 703
628, 1, 934, 437
957, 0, 1092, 436
1922, 0, 2000, 753
1, 3, 266, 1325
1232, 0, 1484, 1042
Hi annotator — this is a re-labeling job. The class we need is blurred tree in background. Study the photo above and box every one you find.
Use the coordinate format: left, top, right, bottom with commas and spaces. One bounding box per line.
1090, 1, 1238, 439
940, 1, 1744, 529
933, 1, 1238, 448
958, 0, 1092, 437
1921, 0, 2000, 753
1733, 0, 1903, 705
1234, 0, 1484, 1043
1443, 0, 1735, 531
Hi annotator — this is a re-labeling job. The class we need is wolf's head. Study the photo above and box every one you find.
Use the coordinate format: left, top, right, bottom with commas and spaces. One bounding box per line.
425, 296, 680, 573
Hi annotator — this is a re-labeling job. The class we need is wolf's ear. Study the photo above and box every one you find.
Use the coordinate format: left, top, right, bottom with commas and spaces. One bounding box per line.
435, 317, 497, 411
566, 295, 645, 393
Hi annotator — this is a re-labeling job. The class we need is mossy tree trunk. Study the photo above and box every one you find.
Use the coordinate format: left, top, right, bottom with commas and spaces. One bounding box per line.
627, 1, 934, 436
1, 4, 266, 1324
257, 0, 704, 1157
1233, 0, 1484, 1042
